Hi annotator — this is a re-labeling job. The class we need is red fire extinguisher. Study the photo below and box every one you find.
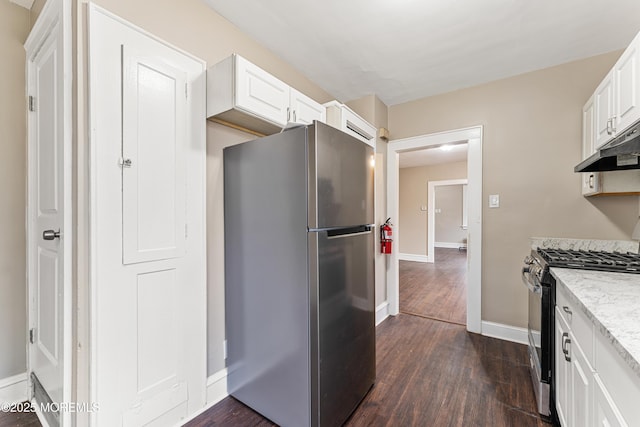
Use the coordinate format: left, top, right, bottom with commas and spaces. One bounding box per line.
380, 218, 393, 254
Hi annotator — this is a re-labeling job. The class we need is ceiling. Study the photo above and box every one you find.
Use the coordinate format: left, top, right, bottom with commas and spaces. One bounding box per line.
204, 0, 640, 106
399, 143, 468, 169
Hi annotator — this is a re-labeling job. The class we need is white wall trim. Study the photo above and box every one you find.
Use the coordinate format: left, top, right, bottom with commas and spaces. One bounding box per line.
178, 369, 229, 426
481, 321, 529, 345
398, 253, 431, 263
375, 302, 390, 325
387, 126, 482, 333
10, 0, 35, 10
0, 373, 28, 404
434, 242, 463, 249
206, 368, 228, 406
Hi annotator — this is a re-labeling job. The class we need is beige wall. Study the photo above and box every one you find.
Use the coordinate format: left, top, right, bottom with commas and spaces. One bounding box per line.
390, 51, 640, 328
0, 1, 30, 379
399, 162, 467, 255
435, 185, 467, 245
346, 95, 389, 307
86, 0, 334, 376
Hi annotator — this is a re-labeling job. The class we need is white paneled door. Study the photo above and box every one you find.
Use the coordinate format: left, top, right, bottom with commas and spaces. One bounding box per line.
90, 6, 206, 427
26, 0, 71, 426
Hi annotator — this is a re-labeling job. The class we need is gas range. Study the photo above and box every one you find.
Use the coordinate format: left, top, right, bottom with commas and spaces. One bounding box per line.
522, 246, 640, 418
532, 248, 640, 278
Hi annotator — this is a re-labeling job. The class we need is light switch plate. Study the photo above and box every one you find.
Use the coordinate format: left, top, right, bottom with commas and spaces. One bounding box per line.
489, 194, 500, 208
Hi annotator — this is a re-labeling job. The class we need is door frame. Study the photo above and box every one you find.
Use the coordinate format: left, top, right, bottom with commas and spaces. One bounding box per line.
386, 126, 482, 333
427, 179, 468, 262
25, 0, 73, 424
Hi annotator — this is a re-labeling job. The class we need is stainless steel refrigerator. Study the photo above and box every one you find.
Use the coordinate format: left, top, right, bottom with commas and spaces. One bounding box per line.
224, 121, 376, 427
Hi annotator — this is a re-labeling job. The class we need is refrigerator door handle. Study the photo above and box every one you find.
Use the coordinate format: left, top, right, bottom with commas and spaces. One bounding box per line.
326, 229, 372, 240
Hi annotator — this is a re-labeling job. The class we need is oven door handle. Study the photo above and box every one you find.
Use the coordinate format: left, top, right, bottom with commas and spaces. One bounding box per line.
521, 267, 542, 294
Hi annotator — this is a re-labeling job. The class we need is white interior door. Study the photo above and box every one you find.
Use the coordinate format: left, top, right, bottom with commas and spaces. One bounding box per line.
89, 6, 206, 427
26, 0, 71, 425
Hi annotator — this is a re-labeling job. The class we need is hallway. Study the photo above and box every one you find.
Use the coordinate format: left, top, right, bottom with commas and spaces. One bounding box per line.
399, 248, 467, 325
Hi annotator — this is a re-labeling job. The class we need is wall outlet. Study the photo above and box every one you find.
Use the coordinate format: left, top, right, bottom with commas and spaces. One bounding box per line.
435, 208, 442, 214
489, 194, 500, 208
420, 205, 427, 211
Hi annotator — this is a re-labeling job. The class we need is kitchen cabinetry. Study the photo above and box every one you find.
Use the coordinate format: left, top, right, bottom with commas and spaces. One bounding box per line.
591, 31, 640, 149
207, 54, 325, 135
324, 101, 377, 148
580, 30, 640, 196
554, 281, 638, 427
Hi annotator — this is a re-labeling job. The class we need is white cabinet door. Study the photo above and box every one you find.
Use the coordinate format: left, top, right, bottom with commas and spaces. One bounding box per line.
122, 48, 187, 264
570, 338, 593, 427
556, 307, 571, 427
594, 70, 616, 148
290, 88, 326, 125
90, 7, 206, 426
614, 33, 640, 135
583, 95, 596, 159
594, 375, 628, 427
235, 55, 289, 126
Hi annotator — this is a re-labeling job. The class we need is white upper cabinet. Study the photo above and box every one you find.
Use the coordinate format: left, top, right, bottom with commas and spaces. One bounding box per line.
290, 88, 326, 125
590, 31, 640, 149
594, 69, 616, 149
614, 33, 640, 136
234, 55, 290, 127
324, 101, 377, 148
207, 54, 325, 135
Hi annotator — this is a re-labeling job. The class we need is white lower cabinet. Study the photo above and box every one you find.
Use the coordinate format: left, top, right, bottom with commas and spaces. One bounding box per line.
556, 305, 594, 427
555, 285, 636, 427
594, 375, 628, 427
555, 307, 570, 427
570, 339, 593, 427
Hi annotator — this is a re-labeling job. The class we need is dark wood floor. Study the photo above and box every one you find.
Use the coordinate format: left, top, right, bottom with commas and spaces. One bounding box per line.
2, 247, 548, 427
399, 248, 467, 325
0, 404, 40, 427
187, 315, 550, 427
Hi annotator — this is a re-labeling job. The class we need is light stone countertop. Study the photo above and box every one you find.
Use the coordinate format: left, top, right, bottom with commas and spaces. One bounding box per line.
550, 267, 640, 378
531, 237, 639, 253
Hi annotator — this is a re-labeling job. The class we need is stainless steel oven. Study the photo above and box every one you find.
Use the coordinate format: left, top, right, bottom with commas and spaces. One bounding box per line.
522, 253, 554, 417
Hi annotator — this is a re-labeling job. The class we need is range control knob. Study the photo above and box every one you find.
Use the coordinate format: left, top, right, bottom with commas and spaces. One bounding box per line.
523, 255, 534, 265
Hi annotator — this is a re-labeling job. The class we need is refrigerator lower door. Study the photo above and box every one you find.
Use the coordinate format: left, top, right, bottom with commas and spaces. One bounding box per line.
309, 226, 375, 427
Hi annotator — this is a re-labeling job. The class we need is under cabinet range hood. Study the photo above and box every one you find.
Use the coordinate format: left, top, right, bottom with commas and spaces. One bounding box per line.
575, 120, 640, 172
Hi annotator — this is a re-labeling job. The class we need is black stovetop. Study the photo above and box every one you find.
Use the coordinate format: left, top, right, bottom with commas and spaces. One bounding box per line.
537, 248, 640, 274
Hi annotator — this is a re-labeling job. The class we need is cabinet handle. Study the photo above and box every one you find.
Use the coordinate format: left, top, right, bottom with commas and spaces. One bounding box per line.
611, 115, 616, 133
588, 174, 594, 189
287, 107, 291, 122
293, 110, 297, 122
562, 306, 572, 316
606, 118, 612, 135
562, 332, 571, 362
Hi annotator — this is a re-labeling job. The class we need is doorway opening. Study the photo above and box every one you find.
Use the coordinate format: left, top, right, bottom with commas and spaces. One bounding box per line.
386, 126, 482, 333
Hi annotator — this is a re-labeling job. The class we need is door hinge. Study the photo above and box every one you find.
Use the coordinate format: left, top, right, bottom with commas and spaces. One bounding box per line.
29, 328, 35, 344
28, 96, 35, 112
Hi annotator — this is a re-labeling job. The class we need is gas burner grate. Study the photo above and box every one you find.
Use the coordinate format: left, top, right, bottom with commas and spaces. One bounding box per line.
537, 249, 640, 273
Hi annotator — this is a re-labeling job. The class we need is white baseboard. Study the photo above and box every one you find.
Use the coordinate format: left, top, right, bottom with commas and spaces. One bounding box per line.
435, 242, 464, 249
481, 321, 529, 345
177, 369, 228, 427
375, 302, 389, 326
0, 372, 28, 404
206, 368, 228, 406
398, 253, 430, 263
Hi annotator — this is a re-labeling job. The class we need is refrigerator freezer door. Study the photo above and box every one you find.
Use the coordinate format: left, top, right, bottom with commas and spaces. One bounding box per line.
309, 122, 375, 229
309, 226, 375, 426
